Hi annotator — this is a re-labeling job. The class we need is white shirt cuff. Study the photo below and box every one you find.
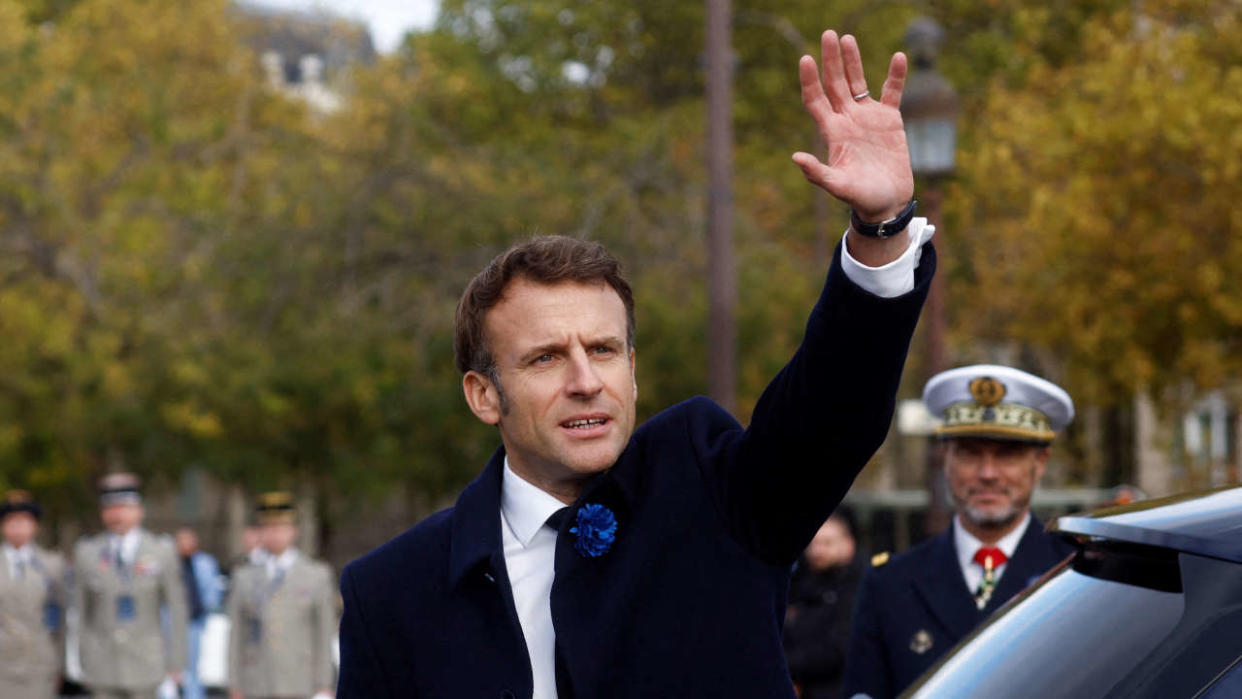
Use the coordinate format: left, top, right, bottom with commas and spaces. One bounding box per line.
840, 217, 936, 298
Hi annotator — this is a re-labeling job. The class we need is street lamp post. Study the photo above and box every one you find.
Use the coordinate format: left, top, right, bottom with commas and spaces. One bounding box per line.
900, 17, 959, 538
705, 0, 736, 414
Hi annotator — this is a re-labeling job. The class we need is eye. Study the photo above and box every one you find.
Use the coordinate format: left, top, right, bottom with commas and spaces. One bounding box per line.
534, 353, 555, 364
592, 345, 616, 356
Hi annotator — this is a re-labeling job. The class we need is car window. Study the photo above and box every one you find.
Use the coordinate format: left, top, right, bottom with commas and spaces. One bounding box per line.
906, 543, 1185, 698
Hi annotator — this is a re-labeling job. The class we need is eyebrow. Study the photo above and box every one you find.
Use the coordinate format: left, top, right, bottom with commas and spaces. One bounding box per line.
518, 335, 626, 363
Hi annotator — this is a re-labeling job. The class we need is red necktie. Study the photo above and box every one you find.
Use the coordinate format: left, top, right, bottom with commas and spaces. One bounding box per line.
972, 547, 1009, 610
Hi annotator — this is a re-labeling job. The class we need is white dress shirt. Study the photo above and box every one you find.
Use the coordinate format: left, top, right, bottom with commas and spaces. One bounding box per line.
109, 527, 142, 567
952, 513, 1031, 594
3, 542, 33, 580
265, 547, 299, 580
501, 458, 567, 699
840, 218, 935, 298
499, 226, 934, 697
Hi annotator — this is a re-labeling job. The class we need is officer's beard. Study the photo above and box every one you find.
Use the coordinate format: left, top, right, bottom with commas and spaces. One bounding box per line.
960, 502, 1022, 530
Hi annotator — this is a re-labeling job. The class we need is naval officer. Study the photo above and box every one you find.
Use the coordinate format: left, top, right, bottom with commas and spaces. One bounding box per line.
73, 473, 188, 699
0, 490, 67, 699
844, 365, 1078, 697
227, 492, 336, 699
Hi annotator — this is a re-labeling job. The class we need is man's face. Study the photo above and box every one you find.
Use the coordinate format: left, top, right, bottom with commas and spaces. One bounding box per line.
175, 529, 199, 556
804, 517, 855, 571
464, 278, 637, 500
1, 513, 37, 548
100, 503, 144, 534
945, 437, 1048, 529
260, 521, 298, 554
241, 526, 261, 552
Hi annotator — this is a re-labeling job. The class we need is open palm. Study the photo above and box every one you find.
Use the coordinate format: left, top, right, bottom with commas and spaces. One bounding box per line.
793, 32, 914, 222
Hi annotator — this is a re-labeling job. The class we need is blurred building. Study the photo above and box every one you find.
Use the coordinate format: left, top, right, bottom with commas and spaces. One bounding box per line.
234, 2, 378, 113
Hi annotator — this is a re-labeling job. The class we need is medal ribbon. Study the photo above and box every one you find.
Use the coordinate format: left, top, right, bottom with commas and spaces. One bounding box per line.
972, 546, 1009, 610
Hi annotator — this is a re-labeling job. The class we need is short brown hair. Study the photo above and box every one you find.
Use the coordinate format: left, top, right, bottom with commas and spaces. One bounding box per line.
454, 236, 636, 375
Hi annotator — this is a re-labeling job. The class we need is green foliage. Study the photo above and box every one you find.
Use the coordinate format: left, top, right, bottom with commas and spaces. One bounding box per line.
946, 0, 1242, 406
2, 0, 1235, 519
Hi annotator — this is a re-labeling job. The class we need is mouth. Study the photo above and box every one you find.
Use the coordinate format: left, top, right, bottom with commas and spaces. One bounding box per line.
969, 491, 1009, 503
560, 414, 611, 436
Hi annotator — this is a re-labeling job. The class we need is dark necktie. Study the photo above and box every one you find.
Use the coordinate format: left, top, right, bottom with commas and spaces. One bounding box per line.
182, 555, 205, 620
14, 555, 26, 581
546, 507, 570, 532
545, 507, 574, 698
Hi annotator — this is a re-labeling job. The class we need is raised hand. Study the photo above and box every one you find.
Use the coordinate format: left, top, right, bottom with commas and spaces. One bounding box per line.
793, 31, 914, 223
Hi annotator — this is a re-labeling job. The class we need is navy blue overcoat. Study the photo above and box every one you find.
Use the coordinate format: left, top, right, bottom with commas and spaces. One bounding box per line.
843, 518, 1076, 698
337, 243, 934, 698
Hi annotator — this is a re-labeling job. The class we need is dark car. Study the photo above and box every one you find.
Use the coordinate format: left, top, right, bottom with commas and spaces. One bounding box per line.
904, 485, 1242, 698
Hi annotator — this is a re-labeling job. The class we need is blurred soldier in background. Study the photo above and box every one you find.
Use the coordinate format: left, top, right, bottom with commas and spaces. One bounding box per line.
228, 492, 336, 699
235, 525, 266, 570
783, 509, 864, 699
845, 365, 1077, 698
73, 473, 187, 699
176, 526, 223, 699
0, 490, 66, 699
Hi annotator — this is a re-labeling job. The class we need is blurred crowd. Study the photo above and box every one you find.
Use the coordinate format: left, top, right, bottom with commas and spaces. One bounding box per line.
0, 478, 337, 699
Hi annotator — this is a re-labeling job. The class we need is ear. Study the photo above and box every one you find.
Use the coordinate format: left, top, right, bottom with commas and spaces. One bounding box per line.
463, 370, 502, 426
1032, 445, 1051, 481
629, 347, 638, 401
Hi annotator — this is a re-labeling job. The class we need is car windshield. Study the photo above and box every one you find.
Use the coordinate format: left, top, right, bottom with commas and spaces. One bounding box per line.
906, 542, 1185, 698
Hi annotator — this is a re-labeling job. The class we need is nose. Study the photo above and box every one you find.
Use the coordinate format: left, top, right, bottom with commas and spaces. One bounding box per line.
977, 451, 1000, 479
565, 348, 604, 398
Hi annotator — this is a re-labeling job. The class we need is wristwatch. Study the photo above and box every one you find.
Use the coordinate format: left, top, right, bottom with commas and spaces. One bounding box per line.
850, 199, 918, 239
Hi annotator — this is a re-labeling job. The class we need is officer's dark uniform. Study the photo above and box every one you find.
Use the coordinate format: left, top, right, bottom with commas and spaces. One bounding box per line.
844, 519, 1073, 697
844, 364, 1077, 698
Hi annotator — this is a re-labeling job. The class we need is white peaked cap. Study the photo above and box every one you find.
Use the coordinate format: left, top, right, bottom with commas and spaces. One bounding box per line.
922, 364, 1074, 443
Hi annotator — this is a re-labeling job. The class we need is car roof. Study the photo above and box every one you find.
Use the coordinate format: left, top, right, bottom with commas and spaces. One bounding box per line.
1052, 484, 1242, 563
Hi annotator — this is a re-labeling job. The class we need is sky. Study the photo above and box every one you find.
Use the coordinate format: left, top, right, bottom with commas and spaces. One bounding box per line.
249, 0, 441, 54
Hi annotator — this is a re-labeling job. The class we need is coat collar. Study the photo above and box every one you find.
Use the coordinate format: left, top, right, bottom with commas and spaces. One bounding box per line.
911, 527, 981, 640
985, 515, 1053, 613
911, 516, 1054, 638
448, 444, 640, 589
448, 448, 507, 590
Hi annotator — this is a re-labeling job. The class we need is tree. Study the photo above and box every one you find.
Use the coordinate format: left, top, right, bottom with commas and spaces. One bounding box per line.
946, 0, 1242, 409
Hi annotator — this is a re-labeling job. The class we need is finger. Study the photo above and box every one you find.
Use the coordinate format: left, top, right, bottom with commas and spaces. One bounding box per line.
819, 30, 851, 111
879, 52, 908, 109
799, 55, 831, 121
792, 151, 837, 191
840, 35, 869, 103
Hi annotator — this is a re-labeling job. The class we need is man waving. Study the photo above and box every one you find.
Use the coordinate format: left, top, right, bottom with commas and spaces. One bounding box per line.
338, 31, 936, 698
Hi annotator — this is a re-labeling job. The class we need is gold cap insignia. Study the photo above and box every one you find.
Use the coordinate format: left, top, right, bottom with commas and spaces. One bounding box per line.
256, 491, 296, 524
969, 376, 1006, 406
3, 489, 32, 505
910, 629, 934, 655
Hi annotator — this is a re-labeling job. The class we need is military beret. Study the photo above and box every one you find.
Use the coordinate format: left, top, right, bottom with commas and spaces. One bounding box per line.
0, 489, 41, 520
98, 472, 143, 506
256, 491, 297, 524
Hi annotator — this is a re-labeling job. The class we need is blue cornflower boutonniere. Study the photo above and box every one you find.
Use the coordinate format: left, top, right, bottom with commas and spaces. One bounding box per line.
570, 503, 618, 558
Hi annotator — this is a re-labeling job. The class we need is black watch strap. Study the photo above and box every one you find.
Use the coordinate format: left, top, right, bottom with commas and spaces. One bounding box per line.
850, 199, 918, 239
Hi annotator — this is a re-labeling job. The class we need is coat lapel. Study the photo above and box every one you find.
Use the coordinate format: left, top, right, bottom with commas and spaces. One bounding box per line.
448, 449, 507, 589
985, 516, 1054, 614
911, 528, 980, 641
